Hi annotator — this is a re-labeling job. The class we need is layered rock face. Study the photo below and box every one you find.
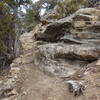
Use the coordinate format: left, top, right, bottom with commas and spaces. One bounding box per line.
33, 8, 100, 77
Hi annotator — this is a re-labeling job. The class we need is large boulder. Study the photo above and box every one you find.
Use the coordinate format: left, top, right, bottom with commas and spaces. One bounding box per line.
33, 8, 100, 77
33, 42, 100, 77
34, 8, 100, 42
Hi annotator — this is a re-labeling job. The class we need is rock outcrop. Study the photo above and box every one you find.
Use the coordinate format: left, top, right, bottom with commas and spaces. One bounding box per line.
31, 8, 100, 99
33, 8, 100, 77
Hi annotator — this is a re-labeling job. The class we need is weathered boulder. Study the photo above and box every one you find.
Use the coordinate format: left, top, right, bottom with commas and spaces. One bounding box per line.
34, 21, 72, 42
34, 8, 100, 42
71, 8, 100, 39
33, 42, 100, 77
34, 43, 100, 61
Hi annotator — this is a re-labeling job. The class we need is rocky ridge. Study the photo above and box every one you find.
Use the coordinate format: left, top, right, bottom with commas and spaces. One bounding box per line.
0, 7, 100, 100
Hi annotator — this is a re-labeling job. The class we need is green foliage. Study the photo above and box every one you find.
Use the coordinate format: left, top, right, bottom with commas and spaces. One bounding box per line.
58, 0, 88, 15
0, 40, 7, 53
24, 0, 58, 32
0, 13, 15, 38
0, 0, 31, 68
0, 1, 16, 68
24, 5, 39, 32
0, 2, 15, 53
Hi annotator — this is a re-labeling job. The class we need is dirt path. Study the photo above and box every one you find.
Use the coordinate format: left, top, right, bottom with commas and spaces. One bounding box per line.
11, 31, 69, 100
15, 63, 69, 100
10, 31, 100, 100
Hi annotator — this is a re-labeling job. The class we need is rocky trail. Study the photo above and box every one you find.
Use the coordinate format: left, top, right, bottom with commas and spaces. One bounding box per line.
11, 32, 68, 100
0, 8, 100, 100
